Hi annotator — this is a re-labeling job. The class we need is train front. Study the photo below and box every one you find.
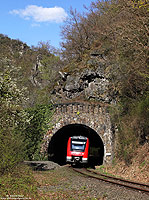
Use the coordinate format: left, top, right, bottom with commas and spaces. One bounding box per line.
66, 136, 89, 164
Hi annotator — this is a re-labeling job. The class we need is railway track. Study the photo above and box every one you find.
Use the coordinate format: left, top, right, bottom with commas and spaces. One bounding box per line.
72, 167, 149, 194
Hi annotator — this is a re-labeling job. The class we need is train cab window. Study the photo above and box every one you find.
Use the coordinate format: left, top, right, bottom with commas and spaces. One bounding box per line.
71, 140, 86, 152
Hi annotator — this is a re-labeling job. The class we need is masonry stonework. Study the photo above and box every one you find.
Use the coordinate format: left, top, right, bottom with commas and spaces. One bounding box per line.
42, 102, 114, 164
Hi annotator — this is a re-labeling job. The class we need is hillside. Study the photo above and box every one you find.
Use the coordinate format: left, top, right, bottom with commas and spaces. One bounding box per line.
59, 0, 149, 164
0, 1, 148, 196
0, 34, 63, 106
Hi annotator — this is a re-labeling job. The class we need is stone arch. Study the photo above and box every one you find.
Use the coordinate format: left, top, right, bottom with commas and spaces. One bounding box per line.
48, 123, 104, 166
41, 102, 114, 164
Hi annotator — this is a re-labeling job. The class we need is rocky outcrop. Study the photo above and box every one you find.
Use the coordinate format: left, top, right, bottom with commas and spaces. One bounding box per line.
30, 55, 43, 87
52, 51, 115, 104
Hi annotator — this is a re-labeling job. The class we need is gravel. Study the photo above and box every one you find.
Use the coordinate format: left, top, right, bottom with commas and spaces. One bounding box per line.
36, 166, 149, 200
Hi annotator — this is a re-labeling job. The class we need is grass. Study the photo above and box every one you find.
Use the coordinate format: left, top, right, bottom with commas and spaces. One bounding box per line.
95, 165, 123, 179
95, 165, 113, 176
0, 164, 39, 200
0, 165, 108, 199
139, 161, 146, 169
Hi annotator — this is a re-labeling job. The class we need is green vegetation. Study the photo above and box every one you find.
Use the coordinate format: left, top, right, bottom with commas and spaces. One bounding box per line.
0, 164, 39, 199
0, 0, 148, 196
0, 39, 55, 195
0, 68, 29, 174
0, 67, 39, 198
23, 104, 54, 160
0, 35, 63, 106
61, 0, 148, 163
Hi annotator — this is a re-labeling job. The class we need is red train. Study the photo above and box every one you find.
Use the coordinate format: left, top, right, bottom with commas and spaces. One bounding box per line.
66, 136, 89, 164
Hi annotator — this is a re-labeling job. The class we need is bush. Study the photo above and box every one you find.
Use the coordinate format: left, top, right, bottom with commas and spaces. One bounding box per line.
23, 104, 54, 160
0, 130, 26, 174
0, 68, 29, 174
110, 93, 149, 164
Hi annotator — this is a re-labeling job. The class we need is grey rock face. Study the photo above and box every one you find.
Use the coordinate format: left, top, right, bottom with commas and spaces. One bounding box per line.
52, 53, 115, 103
64, 75, 81, 91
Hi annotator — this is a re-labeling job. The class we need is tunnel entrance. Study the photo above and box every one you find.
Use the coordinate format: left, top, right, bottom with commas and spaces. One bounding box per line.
48, 124, 104, 166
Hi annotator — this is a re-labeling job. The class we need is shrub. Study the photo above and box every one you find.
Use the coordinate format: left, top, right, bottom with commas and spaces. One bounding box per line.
0, 68, 29, 174
23, 104, 54, 160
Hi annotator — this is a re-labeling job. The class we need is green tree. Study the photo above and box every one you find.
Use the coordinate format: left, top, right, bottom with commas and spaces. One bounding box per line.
0, 67, 30, 174
23, 104, 54, 160
60, 0, 149, 163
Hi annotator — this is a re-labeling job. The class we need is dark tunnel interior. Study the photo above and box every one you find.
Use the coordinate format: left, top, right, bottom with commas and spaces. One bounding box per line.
48, 124, 104, 166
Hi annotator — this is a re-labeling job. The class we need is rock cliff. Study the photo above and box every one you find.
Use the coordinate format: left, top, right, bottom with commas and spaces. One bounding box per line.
51, 51, 115, 104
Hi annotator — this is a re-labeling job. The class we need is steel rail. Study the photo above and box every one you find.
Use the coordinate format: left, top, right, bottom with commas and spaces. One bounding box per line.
72, 168, 149, 194
87, 169, 149, 188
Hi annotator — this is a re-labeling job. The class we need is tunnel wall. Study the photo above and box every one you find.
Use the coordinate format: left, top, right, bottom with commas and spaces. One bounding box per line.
41, 102, 114, 164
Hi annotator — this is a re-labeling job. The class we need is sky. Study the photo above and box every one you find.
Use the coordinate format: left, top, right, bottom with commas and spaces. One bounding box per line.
0, 0, 95, 48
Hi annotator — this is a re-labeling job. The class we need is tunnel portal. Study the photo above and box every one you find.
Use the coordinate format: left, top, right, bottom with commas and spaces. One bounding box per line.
41, 102, 113, 165
48, 124, 104, 166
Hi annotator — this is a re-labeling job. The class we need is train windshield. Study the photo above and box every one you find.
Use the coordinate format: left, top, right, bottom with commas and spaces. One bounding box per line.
71, 140, 87, 152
